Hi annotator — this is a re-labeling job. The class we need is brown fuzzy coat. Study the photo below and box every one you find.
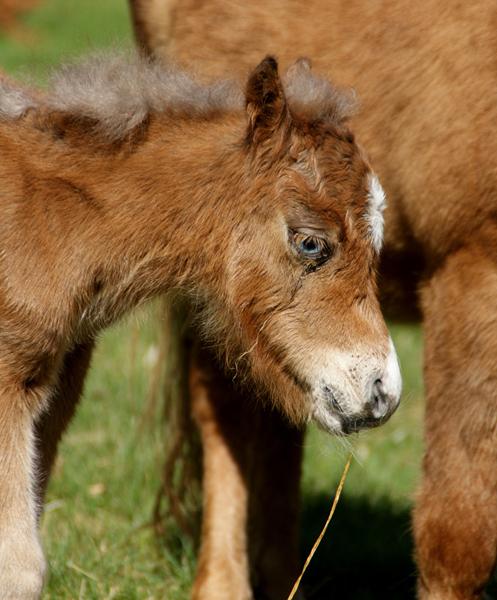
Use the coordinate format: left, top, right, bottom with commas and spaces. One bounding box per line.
130, 1, 497, 599
0, 51, 398, 598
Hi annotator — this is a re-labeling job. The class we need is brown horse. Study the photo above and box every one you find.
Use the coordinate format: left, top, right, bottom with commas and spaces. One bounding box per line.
0, 53, 400, 598
129, 0, 497, 598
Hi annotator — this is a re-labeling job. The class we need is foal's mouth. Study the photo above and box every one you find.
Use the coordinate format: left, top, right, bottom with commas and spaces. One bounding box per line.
312, 383, 393, 435
322, 384, 345, 414
340, 415, 387, 434
320, 390, 379, 435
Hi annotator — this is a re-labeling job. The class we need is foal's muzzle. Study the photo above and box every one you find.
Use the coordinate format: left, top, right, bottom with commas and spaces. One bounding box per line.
311, 337, 402, 435
321, 377, 398, 433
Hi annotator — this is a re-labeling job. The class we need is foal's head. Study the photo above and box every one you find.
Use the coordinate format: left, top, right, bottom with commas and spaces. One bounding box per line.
206, 57, 401, 434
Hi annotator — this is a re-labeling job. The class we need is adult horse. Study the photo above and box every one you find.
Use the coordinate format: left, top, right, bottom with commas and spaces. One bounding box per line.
0, 52, 400, 598
129, 1, 497, 598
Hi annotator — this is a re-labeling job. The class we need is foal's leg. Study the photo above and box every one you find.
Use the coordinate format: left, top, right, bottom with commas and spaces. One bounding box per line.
414, 245, 497, 600
35, 342, 94, 500
0, 342, 94, 598
0, 376, 46, 598
190, 347, 303, 600
190, 347, 253, 600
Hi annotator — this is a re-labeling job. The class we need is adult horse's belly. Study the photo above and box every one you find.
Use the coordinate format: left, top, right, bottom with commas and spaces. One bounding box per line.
165, 0, 497, 316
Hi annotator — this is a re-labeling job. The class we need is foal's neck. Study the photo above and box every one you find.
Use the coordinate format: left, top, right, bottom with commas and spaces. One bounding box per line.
6, 111, 246, 338
79, 114, 245, 328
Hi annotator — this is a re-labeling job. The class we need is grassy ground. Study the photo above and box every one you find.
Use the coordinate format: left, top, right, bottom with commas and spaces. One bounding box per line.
1, 3, 426, 598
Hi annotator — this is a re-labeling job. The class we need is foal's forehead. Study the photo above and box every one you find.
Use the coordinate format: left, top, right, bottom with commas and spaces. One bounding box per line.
317, 133, 369, 192
291, 134, 370, 211
289, 137, 386, 251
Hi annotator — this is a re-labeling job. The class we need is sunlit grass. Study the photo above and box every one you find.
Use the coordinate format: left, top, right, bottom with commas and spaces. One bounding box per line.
41, 310, 197, 600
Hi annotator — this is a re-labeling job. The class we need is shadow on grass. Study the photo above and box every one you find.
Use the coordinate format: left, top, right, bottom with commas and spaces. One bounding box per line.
299, 493, 416, 600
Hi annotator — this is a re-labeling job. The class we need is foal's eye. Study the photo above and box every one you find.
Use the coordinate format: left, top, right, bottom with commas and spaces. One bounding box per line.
291, 231, 331, 263
299, 236, 322, 255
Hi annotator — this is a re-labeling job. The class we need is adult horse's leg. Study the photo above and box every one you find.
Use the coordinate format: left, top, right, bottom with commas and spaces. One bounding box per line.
35, 341, 94, 500
414, 244, 497, 600
129, 0, 175, 56
247, 400, 303, 600
190, 345, 303, 600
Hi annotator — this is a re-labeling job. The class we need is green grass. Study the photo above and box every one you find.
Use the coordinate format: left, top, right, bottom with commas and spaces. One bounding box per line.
41, 309, 197, 600
0, 0, 133, 76
1, 4, 426, 598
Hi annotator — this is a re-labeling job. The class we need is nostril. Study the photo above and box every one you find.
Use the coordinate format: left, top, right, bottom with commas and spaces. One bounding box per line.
370, 379, 389, 419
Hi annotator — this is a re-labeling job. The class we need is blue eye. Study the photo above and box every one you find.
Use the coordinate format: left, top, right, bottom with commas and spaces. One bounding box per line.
292, 231, 330, 262
299, 237, 321, 255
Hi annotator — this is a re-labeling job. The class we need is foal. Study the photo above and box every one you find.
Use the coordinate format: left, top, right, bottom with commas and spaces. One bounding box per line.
0, 53, 400, 597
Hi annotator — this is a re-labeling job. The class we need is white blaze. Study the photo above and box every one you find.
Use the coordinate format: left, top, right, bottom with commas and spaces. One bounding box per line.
367, 173, 386, 253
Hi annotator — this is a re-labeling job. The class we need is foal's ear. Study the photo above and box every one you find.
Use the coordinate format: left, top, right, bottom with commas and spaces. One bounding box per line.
245, 56, 288, 144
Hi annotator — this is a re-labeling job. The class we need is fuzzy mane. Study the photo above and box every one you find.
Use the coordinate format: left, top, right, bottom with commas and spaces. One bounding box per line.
0, 51, 356, 141
283, 58, 357, 124
0, 78, 36, 120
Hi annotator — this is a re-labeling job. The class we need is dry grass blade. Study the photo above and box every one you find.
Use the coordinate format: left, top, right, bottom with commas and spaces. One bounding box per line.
287, 453, 353, 600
